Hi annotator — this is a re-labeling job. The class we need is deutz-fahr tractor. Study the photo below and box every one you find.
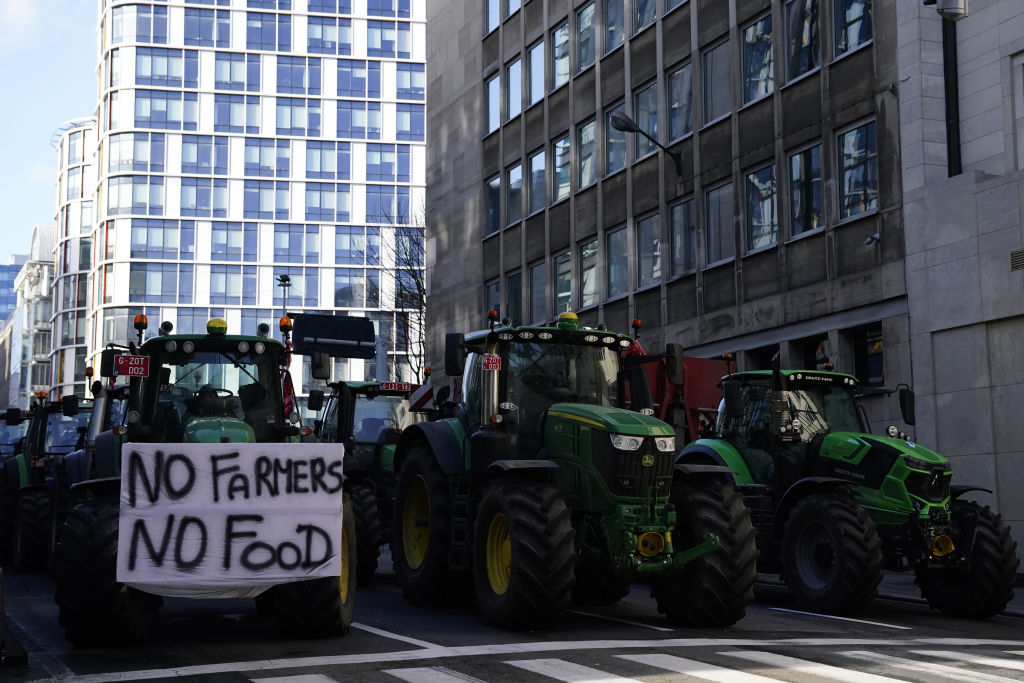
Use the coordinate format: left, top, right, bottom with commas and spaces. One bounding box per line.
681, 368, 1019, 617
391, 311, 757, 629
51, 315, 356, 647
1, 395, 91, 570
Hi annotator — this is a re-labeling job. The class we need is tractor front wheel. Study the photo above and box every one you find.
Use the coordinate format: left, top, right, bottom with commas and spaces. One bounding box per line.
652, 475, 758, 626
472, 479, 575, 629
14, 490, 51, 570
351, 482, 382, 586
781, 492, 883, 615
52, 502, 159, 647
915, 500, 1019, 618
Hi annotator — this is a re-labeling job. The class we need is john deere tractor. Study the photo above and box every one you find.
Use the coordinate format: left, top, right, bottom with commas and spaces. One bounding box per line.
681, 368, 1019, 617
390, 311, 757, 629
51, 315, 356, 646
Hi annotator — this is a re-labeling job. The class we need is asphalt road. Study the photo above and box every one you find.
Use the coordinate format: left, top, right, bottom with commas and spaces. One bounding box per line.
2, 554, 1023, 682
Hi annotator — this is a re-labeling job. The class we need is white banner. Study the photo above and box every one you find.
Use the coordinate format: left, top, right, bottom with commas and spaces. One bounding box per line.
116, 443, 344, 595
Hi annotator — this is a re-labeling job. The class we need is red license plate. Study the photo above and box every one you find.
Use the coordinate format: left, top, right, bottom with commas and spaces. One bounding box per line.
115, 355, 150, 377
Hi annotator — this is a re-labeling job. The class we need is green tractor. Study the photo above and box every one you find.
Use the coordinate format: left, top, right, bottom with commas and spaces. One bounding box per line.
390, 311, 757, 629
51, 315, 356, 647
0, 408, 31, 564
1, 395, 91, 570
681, 368, 1019, 617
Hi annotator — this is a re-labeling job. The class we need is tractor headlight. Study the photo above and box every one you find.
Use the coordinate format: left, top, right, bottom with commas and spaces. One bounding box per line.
610, 434, 643, 451
904, 455, 951, 472
654, 436, 675, 453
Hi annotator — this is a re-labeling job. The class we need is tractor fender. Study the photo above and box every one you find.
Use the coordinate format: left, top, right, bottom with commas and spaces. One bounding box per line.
63, 448, 90, 487
676, 441, 754, 484
394, 420, 464, 475
950, 485, 992, 500
672, 463, 735, 479
92, 430, 121, 480
68, 476, 121, 503
483, 459, 559, 481
773, 476, 851, 536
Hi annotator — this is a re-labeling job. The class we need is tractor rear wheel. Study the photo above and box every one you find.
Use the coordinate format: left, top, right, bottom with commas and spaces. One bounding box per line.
14, 490, 51, 570
52, 502, 159, 647
472, 479, 575, 629
652, 475, 758, 626
351, 482, 381, 586
781, 492, 883, 615
915, 500, 1019, 618
269, 494, 357, 637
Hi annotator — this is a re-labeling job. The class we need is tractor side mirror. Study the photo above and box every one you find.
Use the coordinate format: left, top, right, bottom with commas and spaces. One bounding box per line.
899, 386, 916, 426
307, 389, 325, 412
665, 343, 685, 385
310, 351, 331, 380
445, 333, 465, 376
61, 395, 79, 417
100, 349, 116, 378
722, 381, 744, 419
4, 408, 21, 426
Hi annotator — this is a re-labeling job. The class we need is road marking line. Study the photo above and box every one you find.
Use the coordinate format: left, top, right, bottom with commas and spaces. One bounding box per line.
725, 650, 909, 682
251, 675, 336, 683
383, 666, 488, 682
912, 650, 1024, 672
505, 658, 643, 682
617, 653, 775, 682
768, 608, 911, 630
352, 622, 439, 648
41, 638, 1024, 683
567, 609, 675, 632
843, 650, 1020, 682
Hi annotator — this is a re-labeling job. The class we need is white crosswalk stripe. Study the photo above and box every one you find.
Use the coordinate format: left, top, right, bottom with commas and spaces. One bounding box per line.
843, 650, 1022, 682
504, 658, 644, 682
616, 653, 777, 681
252, 676, 336, 683
724, 650, 910, 682
382, 665, 488, 683
911, 650, 1024, 673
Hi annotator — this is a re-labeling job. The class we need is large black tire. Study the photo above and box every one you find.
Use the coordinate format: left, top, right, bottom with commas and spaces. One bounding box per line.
351, 482, 382, 586
52, 502, 160, 647
392, 443, 464, 604
269, 494, 357, 637
14, 489, 50, 571
651, 476, 758, 626
781, 492, 882, 615
0, 473, 14, 565
915, 500, 1019, 618
472, 479, 575, 629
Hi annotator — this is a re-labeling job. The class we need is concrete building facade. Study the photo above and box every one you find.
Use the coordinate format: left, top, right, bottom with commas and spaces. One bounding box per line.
11, 227, 56, 409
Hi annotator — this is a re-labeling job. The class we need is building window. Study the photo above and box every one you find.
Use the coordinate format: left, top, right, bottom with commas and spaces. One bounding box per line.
529, 261, 545, 323
130, 220, 179, 260
367, 143, 410, 182
181, 177, 227, 218
367, 20, 410, 58
135, 90, 198, 131
705, 182, 735, 264
507, 164, 523, 225
277, 97, 320, 136
670, 199, 695, 275
637, 213, 661, 288
368, 0, 410, 17
554, 251, 571, 313
211, 222, 257, 262
577, 4, 595, 72
487, 0, 500, 33
215, 52, 247, 91
851, 322, 884, 386
745, 164, 778, 251
185, 9, 213, 47
216, 94, 260, 133
278, 56, 321, 95
137, 48, 195, 88
307, 141, 350, 180
486, 74, 500, 133
579, 239, 598, 308
486, 280, 501, 315
210, 265, 242, 305
528, 41, 545, 106
785, 0, 819, 81
307, 183, 351, 221
577, 120, 596, 188
336, 226, 380, 265
486, 175, 501, 236
634, 82, 658, 157
107, 176, 164, 216
111, 5, 168, 45
109, 132, 166, 173
507, 58, 522, 120
606, 227, 627, 299
838, 120, 878, 219
667, 0, 685, 10
703, 40, 730, 123
552, 135, 570, 201
338, 101, 383, 139
397, 103, 424, 141
506, 271, 522, 325
309, 17, 352, 55
396, 63, 425, 100
274, 267, 318, 307
790, 144, 822, 236
274, 224, 319, 264
129, 262, 179, 303
605, 0, 624, 53
632, 0, 655, 35
668, 62, 693, 140
552, 23, 569, 90
606, 102, 626, 174
834, 0, 871, 56
247, 12, 291, 51
528, 148, 545, 213
742, 14, 773, 103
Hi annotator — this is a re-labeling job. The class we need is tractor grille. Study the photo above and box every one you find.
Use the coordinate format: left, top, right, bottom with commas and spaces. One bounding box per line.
591, 431, 673, 498
905, 470, 952, 503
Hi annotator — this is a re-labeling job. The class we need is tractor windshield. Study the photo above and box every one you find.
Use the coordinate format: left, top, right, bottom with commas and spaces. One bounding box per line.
352, 395, 412, 443
0, 422, 28, 456
786, 384, 863, 437
506, 341, 620, 410
43, 411, 91, 454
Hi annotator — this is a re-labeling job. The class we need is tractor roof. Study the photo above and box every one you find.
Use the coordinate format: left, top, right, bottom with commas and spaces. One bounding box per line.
726, 369, 860, 385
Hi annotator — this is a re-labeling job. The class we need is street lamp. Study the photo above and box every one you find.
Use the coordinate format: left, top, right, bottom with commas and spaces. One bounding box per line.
610, 112, 683, 177
276, 274, 291, 318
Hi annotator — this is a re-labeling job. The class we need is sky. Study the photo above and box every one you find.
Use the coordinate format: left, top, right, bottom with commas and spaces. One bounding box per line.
0, 0, 97, 264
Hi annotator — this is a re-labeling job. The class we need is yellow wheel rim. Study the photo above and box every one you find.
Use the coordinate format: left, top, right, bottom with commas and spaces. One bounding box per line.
402, 474, 430, 570
485, 512, 511, 596
339, 517, 351, 602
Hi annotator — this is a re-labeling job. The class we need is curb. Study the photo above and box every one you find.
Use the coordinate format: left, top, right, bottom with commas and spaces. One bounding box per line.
0, 568, 28, 667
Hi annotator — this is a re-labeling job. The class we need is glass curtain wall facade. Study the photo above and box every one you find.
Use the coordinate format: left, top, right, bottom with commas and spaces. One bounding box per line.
88, 0, 426, 386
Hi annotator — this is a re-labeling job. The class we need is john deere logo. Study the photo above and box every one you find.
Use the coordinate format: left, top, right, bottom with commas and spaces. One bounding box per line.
641, 455, 655, 467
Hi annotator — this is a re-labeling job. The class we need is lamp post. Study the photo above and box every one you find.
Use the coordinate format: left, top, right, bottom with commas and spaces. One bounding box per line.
276, 274, 291, 319
610, 112, 682, 177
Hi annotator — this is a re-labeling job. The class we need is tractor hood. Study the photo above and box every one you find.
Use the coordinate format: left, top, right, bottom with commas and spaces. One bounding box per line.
183, 417, 256, 444
815, 431, 951, 490
546, 403, 674, 436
